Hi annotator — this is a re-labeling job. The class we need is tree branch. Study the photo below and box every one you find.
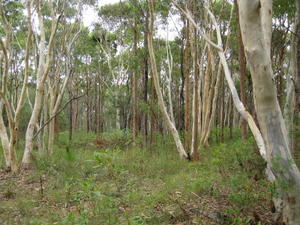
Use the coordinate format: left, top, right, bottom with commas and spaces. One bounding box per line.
33, 94, 85, 140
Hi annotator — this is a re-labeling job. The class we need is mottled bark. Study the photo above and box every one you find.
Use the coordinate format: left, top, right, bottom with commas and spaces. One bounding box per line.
238, 1, 300, 223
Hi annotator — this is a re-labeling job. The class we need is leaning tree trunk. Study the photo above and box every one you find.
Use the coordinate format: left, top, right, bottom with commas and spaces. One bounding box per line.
238, 1, 300, 224
148, 0, 188, 159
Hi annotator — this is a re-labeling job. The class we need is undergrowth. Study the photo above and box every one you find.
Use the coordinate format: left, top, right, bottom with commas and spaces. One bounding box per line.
0, 130, 272, 225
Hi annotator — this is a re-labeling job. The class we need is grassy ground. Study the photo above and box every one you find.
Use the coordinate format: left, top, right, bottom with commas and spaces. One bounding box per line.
0, 131, 274, 225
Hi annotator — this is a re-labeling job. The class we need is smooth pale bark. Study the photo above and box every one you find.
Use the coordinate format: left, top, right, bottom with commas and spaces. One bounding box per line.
47, 26, 81, 152
261, 0, 272, 59
0, 103, 11, 168
148, 0, 188, 159
179, 38, 185, 131
202, 4, 233, 144
190, 30, 201, 159
200, 46, 213, 146
0, 39, 18, 171
284, 30, 295, 150
196, 50, 204, 146
202, 62, 222, 145
175, 0, 267, 162
0, 0, 33, 172
22, 2, 60, 167
209, 7, 267, 159
284, 2, 299, 152
238, 1, 300, 224
295, 0, 300, 114
284, 64, 295, 150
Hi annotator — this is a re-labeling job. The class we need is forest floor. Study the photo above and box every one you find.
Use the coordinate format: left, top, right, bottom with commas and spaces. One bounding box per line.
0, 131, 276, 225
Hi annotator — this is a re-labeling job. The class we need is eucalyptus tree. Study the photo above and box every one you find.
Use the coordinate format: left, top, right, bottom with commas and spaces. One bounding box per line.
21, 0, 62, 168
289, 0, 300, 156
148, 0, 188, 158
238, 1, 300, 223
174, 0, 267, 155
98, 1, 144, 141
295, 1, 300, 117
46, 22, 82, 153
0, 0, 32, 172
66, 28, 97, 137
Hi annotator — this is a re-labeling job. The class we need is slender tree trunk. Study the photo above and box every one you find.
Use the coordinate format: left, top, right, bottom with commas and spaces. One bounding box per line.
22, 4, 60, 167
142, 25, 149, 145
183, 19, 191, 151
190, 29, 200, 160
220, 69, 225, 142
86, 71, 90, 132
179, 36, 185, 131
235, 0, 248, 139
295, 1, 300, 114
148, 0, 188, 159
292, 0, 300, 159
166, 37, 175, 124
132, 20, 138, 143
69, 90, 73, 141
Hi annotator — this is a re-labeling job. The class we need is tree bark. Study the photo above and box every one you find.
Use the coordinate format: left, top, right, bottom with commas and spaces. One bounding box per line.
235, 0, 248, 139
132, 19, 138, 143
238, 1, 300, 223
22, 2, 60, 168
183, 18, 191, 151
295, 1, 300, 114
148, 0, 188, 159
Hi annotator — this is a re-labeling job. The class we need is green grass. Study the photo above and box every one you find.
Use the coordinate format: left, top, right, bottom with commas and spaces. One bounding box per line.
0, 131, 272, 225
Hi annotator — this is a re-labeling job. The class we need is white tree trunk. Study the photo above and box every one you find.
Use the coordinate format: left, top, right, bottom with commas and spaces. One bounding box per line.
23, 85, 45, 166
22, 2, 60, 167
238, 1, 300, 224
175, 2, 267, 161
0, 0, 33, 172
148, 0, 188, 159
0, 103, 11, 169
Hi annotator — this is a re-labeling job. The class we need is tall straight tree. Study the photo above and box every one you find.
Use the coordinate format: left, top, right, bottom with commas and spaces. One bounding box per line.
0, 0, 33, 172
22, 0, 61, 168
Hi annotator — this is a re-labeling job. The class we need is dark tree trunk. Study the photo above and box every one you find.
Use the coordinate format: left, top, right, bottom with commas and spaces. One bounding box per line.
235, 0, 248, 139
